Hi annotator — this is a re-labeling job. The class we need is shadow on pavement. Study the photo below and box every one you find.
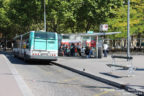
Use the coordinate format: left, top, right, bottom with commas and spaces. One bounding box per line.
135, 68, 144, 71
117, 68, 144, 71
0, 51, 53, 66
100, 72, 122, 78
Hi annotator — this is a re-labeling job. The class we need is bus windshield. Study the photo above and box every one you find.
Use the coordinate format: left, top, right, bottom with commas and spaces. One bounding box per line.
35, 32, 47, 40
34, 32, 55, 40
47, 32, 55, 40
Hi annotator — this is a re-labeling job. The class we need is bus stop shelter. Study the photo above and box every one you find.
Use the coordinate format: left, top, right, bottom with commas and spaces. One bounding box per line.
80, 32, 121, 58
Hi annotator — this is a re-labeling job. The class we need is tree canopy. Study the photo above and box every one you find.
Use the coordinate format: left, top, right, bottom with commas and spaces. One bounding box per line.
0, 0, 143, 39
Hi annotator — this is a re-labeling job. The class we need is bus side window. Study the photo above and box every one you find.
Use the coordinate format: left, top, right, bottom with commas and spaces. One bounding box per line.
26, 40, 29, 49
23, 41, 26, 49
13, 41, 16, 48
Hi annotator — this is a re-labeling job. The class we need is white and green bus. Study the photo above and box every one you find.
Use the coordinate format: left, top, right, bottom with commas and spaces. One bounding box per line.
13, 31, 58, 61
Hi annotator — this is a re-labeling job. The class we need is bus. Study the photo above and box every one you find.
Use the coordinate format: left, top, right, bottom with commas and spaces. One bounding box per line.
13, 31, 58, 61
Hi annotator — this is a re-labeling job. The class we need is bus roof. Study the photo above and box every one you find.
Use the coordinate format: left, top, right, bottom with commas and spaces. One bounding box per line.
13, 31, 57, 40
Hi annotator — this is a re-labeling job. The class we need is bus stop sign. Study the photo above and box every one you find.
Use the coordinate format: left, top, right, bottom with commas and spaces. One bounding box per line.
100, 24, 108, 31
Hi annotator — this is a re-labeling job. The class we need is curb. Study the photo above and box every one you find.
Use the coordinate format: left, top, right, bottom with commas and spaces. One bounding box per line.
52, 62, 144, 96
51, 62, 125, 88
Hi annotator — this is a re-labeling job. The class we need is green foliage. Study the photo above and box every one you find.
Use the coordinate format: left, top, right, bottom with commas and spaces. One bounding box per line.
0, 0, 143, 39
106, 0, 144, 38
0, 0, 11, 38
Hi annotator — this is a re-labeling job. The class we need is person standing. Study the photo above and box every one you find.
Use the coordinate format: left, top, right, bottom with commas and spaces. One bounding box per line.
59, 46, 64, 56
66, 46, 70, 56
81, 47, 85, 57
85, 46, 90, 58
103, 42, 108, 57
88, 47, 92, 58
77, 43, 81, 56
71, 43, 75, 56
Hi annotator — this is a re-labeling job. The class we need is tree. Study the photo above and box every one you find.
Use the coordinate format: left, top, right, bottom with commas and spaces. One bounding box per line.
0, 0, 12, 39
106, 0, 144, 39
8, 0, 43, 33
0, 0, 143, 40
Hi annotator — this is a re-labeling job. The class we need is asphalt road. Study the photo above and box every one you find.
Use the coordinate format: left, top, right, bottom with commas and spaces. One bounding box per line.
6, 54, 136, 96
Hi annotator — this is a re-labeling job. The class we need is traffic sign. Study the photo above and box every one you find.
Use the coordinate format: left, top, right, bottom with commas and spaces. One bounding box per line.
100, 24, 108, 31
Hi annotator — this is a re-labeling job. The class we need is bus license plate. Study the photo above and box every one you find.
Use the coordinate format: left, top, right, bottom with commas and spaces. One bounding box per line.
41, 53, 48, 56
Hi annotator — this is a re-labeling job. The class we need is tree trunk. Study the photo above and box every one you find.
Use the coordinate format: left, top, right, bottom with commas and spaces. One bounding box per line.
85, 22, 91, 33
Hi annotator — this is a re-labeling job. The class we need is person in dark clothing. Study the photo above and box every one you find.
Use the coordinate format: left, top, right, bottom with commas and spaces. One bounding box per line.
77, 47, 81, 56
85, 46, 90, 58
71, 43, 75, 56
77, 43, 81, 56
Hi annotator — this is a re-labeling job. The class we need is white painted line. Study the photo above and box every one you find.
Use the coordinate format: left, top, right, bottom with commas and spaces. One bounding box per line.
3, 55, 34, 96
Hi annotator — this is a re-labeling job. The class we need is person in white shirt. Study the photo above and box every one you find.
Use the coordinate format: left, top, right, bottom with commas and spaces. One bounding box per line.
103, 42, 108, 57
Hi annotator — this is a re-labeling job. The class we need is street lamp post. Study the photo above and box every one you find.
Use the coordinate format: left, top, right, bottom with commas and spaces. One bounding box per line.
127, 0, 130, 58
44, 0, 46, 32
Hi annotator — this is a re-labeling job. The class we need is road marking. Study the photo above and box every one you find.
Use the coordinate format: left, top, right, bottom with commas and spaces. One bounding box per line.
114, 92, 121, 96
37, 66, 53, 75
102, 89, 115, 92
57, 69, 63, 73
94, 91, 110, 96
46, 71, 53, 74
61, 77, 79, 83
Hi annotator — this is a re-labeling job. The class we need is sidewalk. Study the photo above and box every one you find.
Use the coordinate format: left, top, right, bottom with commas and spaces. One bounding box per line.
53, 55, 144, 95
0, 54, 34, 96
0, 54, 23, 96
